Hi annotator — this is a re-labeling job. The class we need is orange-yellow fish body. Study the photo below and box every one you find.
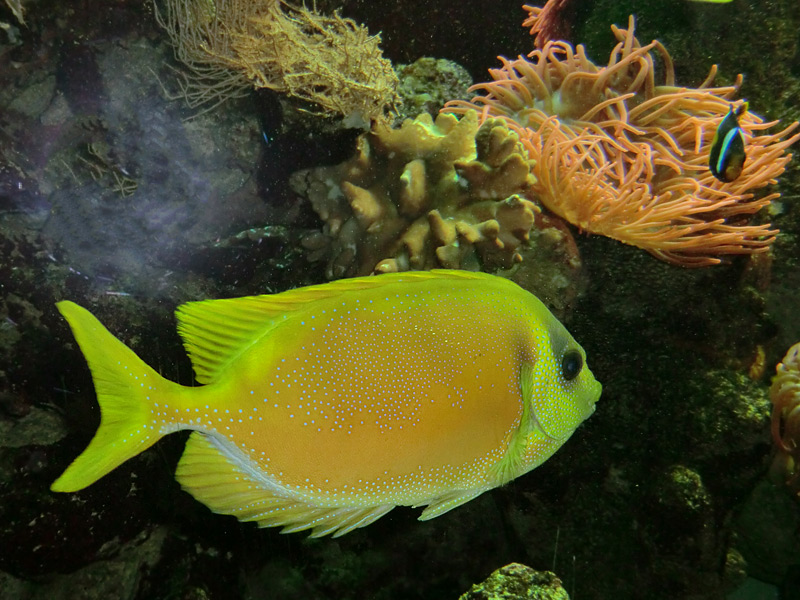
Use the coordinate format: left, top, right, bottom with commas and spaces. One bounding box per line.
53, 270, 601, 537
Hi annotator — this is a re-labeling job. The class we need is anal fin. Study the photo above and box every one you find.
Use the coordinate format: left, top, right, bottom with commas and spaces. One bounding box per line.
175, 432, 394, 537
415, 489, 487, 521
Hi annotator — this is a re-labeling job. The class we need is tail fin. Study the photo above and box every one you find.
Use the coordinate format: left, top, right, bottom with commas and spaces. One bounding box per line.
52, 301, 174, 492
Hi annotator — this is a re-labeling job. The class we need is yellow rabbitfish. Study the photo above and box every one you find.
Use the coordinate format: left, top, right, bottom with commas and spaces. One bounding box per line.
52, 270, 601, 537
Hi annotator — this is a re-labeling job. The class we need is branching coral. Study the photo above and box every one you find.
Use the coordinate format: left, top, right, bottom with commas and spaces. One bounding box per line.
445, 3, 800, 267
4, 0, 24, 25
290, 111, 548, 278
154, 0, 398, 120
770, 343, 800, 492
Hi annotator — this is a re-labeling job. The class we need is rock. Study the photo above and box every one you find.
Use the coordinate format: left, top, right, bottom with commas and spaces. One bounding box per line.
459, 563, 570, 600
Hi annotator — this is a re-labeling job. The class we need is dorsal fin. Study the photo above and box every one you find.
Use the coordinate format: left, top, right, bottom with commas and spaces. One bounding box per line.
176, 269, 491, 384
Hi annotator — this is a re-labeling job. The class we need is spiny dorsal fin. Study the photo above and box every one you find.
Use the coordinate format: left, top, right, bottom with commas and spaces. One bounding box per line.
176, 269, 492, 384
176, 432, 394, 537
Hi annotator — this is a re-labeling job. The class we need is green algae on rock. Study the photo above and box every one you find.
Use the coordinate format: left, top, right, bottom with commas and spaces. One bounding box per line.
460, 563, 570, 600
395, 57, 472, 121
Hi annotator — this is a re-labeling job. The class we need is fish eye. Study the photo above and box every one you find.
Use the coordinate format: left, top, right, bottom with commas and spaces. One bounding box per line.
561, 350, 583, 381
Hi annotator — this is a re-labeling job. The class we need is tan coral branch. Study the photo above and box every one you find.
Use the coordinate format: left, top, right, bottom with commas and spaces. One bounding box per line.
290, 112, 545, 278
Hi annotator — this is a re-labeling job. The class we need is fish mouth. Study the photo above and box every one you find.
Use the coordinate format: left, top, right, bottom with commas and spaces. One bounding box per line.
583, 381, 603, 419
590, 380, 603, 403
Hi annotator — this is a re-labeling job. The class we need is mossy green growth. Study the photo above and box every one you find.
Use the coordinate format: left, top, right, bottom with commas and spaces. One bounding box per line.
459, 563, 570, 600
660, 465, 712, 514
684, 370, 770, 462
396, 57, 472, 121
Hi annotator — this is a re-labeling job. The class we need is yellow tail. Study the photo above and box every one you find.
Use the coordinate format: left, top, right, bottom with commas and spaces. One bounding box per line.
52, 301, 177, 492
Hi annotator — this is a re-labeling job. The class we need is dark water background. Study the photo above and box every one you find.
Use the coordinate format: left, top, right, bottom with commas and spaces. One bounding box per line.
1, 0, 800, 598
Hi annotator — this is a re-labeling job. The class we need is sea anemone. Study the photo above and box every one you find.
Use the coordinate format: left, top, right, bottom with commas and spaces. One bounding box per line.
445, 5, 800, 266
